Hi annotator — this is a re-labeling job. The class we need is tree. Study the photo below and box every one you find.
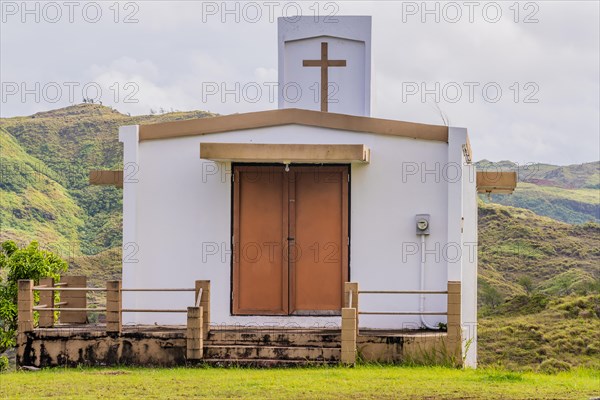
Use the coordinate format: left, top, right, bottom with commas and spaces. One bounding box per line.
479, 280, 504, 309
0, 241, 67, 353
518, 275, 534, 295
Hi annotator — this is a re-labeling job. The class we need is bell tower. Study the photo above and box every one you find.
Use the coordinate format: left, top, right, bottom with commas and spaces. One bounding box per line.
278, 16, 372, 116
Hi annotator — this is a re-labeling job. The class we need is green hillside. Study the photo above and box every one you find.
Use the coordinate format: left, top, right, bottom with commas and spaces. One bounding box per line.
477, 201, 599, 370
477, 160, 599, 224
478, 201, 599, 298
0, 104, 215, 255
478, 294, 600, 370
0, 128, 83, 252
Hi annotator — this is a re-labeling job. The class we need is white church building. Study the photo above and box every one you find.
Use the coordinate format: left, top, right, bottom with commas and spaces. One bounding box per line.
105, 16, 511, 367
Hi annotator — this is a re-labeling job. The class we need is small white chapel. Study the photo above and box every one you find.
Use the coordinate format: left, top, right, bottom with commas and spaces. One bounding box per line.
107, 16, 510, 368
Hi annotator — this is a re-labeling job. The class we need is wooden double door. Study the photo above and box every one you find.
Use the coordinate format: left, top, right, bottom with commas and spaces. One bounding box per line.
232, 165, 349, 315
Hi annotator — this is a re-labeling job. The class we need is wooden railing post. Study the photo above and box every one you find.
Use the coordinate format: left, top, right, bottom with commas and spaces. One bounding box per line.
447, 281, 462, 366
344, 282, 358, 308
38, 277, 54, 328
344, 282, 359, 332
59, 276, 87, 324
195, 280, 210, 339
341, 307, 357, 365
187, 306, 203, 360
106, 280, 122, 334
18, 280, 34, 335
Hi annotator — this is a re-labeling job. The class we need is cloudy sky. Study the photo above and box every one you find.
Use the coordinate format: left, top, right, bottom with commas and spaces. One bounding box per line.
1, 1, 598, 165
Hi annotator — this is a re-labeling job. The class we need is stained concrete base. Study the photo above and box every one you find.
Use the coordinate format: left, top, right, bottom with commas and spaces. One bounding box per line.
17, 325, 186, 368
17, 325, 450, 368
357, 329, 449, 364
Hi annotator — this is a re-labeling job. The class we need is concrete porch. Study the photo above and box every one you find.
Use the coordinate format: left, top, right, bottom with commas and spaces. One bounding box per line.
16, 277, 463, 368
18, 324, 449, 368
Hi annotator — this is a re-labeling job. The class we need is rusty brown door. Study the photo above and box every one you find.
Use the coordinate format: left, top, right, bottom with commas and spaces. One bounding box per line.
233, 166, 289, 315
232, 165, 348, 315
289, 166, 348, 314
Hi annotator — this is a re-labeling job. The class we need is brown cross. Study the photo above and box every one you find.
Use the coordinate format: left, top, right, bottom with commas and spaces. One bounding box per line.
302, 42, 346, 112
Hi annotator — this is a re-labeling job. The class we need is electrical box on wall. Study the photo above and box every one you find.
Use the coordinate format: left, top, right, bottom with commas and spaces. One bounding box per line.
415, 214, 430, 235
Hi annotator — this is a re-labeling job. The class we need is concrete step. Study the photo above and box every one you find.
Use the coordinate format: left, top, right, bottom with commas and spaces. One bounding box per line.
204, 345, 341, 362
200, 358, 338, 367
206, 329, 341, 348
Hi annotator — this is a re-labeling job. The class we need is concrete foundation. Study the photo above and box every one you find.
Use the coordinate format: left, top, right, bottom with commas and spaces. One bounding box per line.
17, 326, 186, 368
17, 325, 452, 368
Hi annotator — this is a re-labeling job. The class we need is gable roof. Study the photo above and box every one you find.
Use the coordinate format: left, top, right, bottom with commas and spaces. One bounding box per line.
138, 108, 450, 143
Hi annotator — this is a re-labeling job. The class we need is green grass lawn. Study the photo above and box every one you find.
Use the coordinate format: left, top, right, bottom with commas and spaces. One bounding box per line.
1, 366, 598, 399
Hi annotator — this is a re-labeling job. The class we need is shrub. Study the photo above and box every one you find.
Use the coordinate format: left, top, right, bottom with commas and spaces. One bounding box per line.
517, 275, 534, 295
539, 358, 572, 374
0, 355, 8, 372
480, 280, 504, 309
499, 293, 549, 315
585, 344, 599, 355
0, 240, 67, 353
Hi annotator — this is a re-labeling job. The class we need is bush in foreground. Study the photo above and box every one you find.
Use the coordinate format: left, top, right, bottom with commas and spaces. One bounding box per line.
0, 240, 67, 353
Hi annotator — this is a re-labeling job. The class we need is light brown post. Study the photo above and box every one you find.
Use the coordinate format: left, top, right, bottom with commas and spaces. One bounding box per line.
344, 282, 359, 332
106, 280, 122, 334
38, 277, 54, 328
186, 306, 203, 360
17, 280, 34, 364
18, 280, 34, 335
447, 281, 462, 366
341, 307, 357, 365
59, 276, 87, 324
195, 280, 210, 339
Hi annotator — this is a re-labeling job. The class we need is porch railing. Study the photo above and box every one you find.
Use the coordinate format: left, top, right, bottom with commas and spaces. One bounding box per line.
340, 281, 462, 365
17, 277, 210, 361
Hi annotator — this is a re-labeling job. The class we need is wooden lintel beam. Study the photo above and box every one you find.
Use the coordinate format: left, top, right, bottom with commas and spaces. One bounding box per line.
200, 143, 370, 164
476, 171, 517, 194
89, 170, 123, 188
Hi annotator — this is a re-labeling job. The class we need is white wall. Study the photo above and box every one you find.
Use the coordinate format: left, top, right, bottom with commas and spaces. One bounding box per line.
462, 158, 478, 368
282, 36, 366, 116
278, 16, 371, 116
446, 127, 478, 367
120, 124, 465, 331
118, 125, 140, 316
